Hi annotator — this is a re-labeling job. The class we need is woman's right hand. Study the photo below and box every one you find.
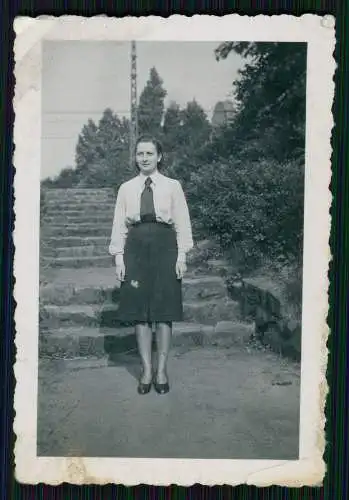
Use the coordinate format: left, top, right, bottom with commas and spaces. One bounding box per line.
115, 254, 125, 282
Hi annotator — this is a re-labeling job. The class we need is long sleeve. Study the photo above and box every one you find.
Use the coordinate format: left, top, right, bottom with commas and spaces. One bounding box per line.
172, 180, 194, 259
109, 184, 128, 256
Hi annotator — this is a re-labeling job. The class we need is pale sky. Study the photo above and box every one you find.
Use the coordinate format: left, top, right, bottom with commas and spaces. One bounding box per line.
41, 41, 244, 179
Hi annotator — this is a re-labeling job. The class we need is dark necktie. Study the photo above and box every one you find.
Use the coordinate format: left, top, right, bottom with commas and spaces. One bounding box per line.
140, 177, 156, 222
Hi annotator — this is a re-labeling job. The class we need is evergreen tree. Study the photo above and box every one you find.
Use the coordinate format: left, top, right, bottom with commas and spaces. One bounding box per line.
48, 109, 132, 189
74, 109, 131, 188
138, 67, 167, 136
83, 110, 130, 187
163, 101, 183, 151
164, 100, 211, 184
180, 99, 211, 149
95, 109, 129, 159
75, 118, 99, 179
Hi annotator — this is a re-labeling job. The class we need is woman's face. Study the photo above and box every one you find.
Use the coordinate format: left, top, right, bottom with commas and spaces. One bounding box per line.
136, 141, 161, 176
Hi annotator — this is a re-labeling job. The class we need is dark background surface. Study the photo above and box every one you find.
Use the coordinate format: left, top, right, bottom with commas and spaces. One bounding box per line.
1, 0, 347, 499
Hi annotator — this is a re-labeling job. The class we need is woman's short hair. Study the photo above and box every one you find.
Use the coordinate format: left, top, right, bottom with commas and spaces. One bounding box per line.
135, 134, 164, 170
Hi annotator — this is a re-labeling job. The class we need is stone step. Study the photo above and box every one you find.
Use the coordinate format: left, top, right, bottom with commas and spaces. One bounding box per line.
39, 267, 121, 287
40, 303, 116, 329
40, 282, 119, 305
43, 225, 111, 237
42, 245, 110, 259
40, 297, 240, 329
43, 188, 115, 199
205, 259, 234, 277
44, 187, 114, 193
43, 200, 115, 211
43, 236, 110, 248
43, 206, 115, 218
43, 214, 114, 225
39, 269, 227, 301
41, 253, 228, 271
39, 266, 226, 289
44, 220, 113, 229
185, 267, 226, 279
38, 267, 117, 296
41, 255, 228, 273
39, 325, 134, 358
41, 255, 114, 269
185, 276, 227, 301
43, 202, 115, 212
44, 200, 115, 212
183, 297, 240, 325
40, 276, 227, 306
39, 321, 254, 359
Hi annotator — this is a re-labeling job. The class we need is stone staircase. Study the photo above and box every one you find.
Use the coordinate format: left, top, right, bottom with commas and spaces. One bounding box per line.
39, 188, 250, 359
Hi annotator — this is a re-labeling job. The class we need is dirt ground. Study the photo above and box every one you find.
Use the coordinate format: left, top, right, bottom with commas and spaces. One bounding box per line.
37, 343, 300, 460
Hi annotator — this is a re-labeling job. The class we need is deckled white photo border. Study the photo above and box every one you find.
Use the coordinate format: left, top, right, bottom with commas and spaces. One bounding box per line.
13, 14, 335, 486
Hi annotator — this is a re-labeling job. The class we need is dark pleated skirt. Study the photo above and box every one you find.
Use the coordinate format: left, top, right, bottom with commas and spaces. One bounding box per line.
117, 222, 183, 323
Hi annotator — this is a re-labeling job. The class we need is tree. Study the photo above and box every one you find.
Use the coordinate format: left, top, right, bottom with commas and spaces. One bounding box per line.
138, 67, 167, 136
48, 108, 131, 189
75, 109, 131, 188
75, 118, 99, 179
214, 42, 307, 162
42, 166, 78, 189
163, 101, 183, 151
164, 100, 211, 184
178, 42, 306, 270
95, 109, 129, 159
180, 99, 211, 148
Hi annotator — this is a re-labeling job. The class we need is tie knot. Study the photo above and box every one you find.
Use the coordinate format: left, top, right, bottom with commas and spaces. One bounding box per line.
145, 177, 152, 188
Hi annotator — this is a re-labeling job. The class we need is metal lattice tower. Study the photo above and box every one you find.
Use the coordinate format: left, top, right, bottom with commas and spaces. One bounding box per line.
130, 41, 138, 170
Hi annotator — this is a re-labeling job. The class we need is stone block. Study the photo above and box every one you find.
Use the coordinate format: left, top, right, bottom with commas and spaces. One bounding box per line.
43, 236, 109, 248
213, 321, 254, 346
44, 188, 115, 202
44, 224, 111, 237
41, 245, 109, 259
41, 255, 114, 269
40, 303, 119, 329
44, 214, 113, 226
182, 276, 226, 302
227, 280, 244, 301
262, 322, 301, 361
183, 298, 240, 325
44, 201, 115, 213
40, 283, 118, 306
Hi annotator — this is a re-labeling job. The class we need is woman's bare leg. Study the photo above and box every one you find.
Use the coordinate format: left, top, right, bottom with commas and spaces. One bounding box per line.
135, 322, 153, 384
155, 322, 172, 383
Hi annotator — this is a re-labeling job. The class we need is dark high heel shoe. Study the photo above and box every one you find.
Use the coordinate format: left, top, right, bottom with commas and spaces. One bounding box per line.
153, 377, 170, 395
137, 381, 152, 395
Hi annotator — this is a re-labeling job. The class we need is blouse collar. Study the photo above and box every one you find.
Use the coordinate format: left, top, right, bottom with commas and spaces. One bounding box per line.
139, 169, 161, 186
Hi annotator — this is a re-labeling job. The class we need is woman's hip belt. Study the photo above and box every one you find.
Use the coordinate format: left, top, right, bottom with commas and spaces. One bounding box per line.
131, 218, 173, 228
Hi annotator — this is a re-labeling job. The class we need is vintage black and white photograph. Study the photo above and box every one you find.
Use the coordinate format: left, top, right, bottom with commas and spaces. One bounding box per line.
14, 15, 334, 486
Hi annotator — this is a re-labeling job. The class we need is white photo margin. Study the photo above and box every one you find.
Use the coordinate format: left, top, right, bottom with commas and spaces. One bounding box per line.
13, 14, 335, 486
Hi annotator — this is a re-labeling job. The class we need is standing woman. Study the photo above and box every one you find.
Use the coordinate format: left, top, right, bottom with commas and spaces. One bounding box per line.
109, 135, 193, 395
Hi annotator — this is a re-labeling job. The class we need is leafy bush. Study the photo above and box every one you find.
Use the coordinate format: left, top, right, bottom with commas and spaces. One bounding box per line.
187, 155, 304, 271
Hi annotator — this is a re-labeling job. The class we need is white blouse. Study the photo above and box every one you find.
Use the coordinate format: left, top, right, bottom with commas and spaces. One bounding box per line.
109, 171, 194, 258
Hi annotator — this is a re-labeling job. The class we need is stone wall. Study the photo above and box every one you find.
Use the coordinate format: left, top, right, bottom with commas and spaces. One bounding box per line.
227, 276, 301, 361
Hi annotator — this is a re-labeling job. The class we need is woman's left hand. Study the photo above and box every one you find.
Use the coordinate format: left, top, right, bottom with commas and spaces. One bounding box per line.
176, 257, 187, 280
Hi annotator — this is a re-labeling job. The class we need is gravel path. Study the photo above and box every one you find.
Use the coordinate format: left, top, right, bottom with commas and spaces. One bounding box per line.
37, 343, 300, 460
